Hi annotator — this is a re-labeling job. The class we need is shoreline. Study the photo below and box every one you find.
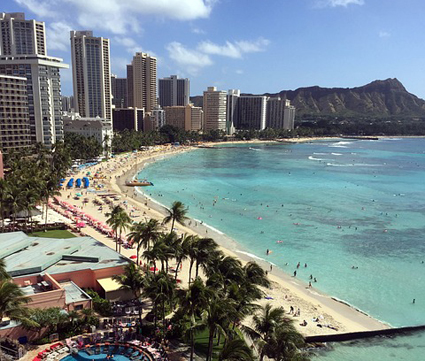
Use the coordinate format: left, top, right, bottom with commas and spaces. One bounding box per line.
110, 145, 390, 336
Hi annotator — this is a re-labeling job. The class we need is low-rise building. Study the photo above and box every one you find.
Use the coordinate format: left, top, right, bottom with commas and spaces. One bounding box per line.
0, 231, 132, 339
63, 112, 113, 155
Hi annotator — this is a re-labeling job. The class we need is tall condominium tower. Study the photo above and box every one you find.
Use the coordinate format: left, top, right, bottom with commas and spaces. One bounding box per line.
0, 12, 68, 146
158, 75, 190, 107
234, 96, 267, 130
127, 52, 157, 112
203, 86, 227, 131
111, 74, 128, 108
0, 12, 46, 56
266, 98, 295, 130
70, 30, 112, 120
226, 89, 240, 135
0, 74, 31, 151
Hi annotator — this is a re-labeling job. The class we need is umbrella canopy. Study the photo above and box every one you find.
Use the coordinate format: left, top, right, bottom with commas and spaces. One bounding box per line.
76, 222, 86, 228
75, 193, 82, 197
130, 255, 137, 259
149, 267, 158, 272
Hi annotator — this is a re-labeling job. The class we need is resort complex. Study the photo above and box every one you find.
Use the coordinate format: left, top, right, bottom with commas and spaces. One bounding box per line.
1, 2, 425, 361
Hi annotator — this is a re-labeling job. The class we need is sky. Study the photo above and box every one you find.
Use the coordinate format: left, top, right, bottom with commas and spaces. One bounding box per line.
3, 0, 425, 98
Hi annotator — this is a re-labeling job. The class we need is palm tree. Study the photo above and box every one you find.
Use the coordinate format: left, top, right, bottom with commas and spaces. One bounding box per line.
178, 278, 212, 361
143, 271, 176, 332
243, 303, 306, 361
218, 338, 255, 361
194, 238, 220, 278
127, 219, 160, 265
163, 201, 188, 232
173, 233, 190, 281
113, 262, 145, 326
106, 205, 131, 252
0, 178, 10, 231
0, 261, 33, 324
202, 297, 237, 361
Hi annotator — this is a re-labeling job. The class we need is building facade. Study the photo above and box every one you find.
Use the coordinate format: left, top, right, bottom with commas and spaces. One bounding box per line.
70, 30, 112, 121
0, 56, 68, 146
111, 74, 127, 108
203, 86, 227, 131
0, 12, 46, 56
0, 13, 67, 146
128, 52, 157, 113
235, 96, 267, 130
226, 89, 240, 135
0, 74, 31, 152
266, 97, 295, 130
158, 75, 190, 107
112, 107, 144, 132
63, 112, 113, 154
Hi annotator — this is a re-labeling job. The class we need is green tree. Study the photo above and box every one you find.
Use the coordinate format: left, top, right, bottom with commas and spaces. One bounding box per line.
163, 201, 188, 232
106, 205, 131, 253
113, 262, 145, 326
218, 338, 255, 361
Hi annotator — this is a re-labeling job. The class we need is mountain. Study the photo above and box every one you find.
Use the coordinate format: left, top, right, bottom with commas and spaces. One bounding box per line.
190, 79, 425, 118
263, 78, 425, 117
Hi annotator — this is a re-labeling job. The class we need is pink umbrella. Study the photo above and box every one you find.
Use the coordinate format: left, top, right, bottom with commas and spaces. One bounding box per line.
150, 267, 158, 272
76, 222, 86, 228
130, 255, 137, 259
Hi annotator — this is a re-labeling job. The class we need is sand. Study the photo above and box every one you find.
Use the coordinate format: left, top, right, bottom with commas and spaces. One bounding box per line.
55, 143, 390, 337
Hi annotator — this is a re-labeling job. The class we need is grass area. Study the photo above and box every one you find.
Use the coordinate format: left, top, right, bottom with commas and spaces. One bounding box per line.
194, 328, 225, 360
29, 229, 76, 239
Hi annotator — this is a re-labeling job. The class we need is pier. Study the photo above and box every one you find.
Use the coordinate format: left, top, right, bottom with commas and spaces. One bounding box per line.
305, 324, 425, 343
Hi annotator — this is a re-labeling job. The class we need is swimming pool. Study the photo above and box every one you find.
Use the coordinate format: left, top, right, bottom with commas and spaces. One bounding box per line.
62, 344, 154, 361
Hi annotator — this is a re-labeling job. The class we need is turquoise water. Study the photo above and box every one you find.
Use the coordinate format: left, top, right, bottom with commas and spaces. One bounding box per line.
139, 138, 425, 360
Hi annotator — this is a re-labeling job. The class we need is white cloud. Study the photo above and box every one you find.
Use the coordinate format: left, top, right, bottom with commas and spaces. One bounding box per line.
379, 31, 390, 38
14, 0, 58, 18
16, 0, 215, 35
46, 21, 73, 51
317, 0, 365, 7
198, 38, 270, 59
191, 27, 206, 35
166, 41, 213, 75
113, 37, 144, 54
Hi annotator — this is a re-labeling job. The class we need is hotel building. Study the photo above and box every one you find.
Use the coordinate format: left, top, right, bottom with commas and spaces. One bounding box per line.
266, 97, 295, 130
163, 104, 203, 132
111, 74, 128, 108
127, 53, 157, 113
0, 13, 68, 146
70, 31, 112, 121
203, 86, 227, 131
158, 75, 190, 107
0, 74, 31, 151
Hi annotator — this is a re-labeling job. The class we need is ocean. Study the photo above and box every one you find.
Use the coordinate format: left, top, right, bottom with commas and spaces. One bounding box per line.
138, 138, 425, 360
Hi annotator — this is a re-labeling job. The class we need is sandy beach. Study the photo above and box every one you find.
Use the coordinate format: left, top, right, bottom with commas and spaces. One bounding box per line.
54, 141, 390, 337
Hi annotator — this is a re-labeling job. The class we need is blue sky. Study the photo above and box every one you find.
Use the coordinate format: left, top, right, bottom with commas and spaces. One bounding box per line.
3, 0, 425, 98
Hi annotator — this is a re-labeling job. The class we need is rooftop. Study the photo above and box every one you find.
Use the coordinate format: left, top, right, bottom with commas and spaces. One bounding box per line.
1, 232, 128, 277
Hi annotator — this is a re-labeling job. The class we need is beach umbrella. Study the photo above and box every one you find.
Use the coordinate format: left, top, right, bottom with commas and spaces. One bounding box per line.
75, 193, 82, 197
76, 222, 86, 228
149, 267, 158, 272
130, 255, 137, 259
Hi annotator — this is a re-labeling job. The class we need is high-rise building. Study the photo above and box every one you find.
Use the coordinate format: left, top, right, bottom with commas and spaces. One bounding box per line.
127, 52, 157, 112
0, 13, 68, 146
158, 75, 190, 107
234, 96, 267, 130
0, 74, 31, 152
70, 30, 112, 120
111, 74, 128, 108
0, 12, 46, 56
266, 97, 295, 130
151, 107, 165, 129
163, 104, 203, 132
226, 89, 240, 135
203, 86, 227, 131
112, 108, 144, 132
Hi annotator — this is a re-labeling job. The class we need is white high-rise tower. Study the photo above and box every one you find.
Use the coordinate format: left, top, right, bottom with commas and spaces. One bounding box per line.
70, 30, 112, 120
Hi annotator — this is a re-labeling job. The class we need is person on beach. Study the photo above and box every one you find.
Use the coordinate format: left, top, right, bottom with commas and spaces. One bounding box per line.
293, 270, 297, 277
